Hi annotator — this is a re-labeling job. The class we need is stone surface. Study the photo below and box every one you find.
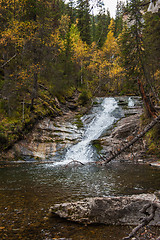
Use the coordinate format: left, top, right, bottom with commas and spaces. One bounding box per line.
8, 116, 79, 160
150, 162, 160, 167
100, 113, 147, 162
49, 194, 160, 226
111, 114, 140, 139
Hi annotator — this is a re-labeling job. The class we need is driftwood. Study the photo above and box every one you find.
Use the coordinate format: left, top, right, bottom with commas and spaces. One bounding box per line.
123, 201, 160, 240
100, 114, 160, 165
65, 160, 85, 168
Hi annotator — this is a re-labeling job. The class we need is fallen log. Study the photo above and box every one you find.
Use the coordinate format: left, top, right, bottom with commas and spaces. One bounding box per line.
65, 160, 85, 167
101, 114, 160, 165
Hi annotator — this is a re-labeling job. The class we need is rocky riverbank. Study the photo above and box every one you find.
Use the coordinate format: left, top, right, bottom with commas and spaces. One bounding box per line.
100, 113, 147, 163
2, 112, 81, 161
0, 91, 89, 161
48, 193, 160, 226
99, 98, 160, 165
1, 96, 159, 166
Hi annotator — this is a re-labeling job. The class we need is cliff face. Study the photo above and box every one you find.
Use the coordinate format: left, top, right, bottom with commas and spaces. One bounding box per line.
6, 115, 80, 160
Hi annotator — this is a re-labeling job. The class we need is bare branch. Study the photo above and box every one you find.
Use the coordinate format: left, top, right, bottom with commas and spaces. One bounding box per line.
65, 160, 85, 168
1, 54, 17, 68
122, 202, 159, 240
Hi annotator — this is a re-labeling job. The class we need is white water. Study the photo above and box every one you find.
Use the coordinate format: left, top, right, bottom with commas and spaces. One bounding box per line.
55, 98, 119, 166
128, 97, 134, 107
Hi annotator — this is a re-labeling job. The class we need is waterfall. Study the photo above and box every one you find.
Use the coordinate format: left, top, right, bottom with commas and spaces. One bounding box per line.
55, 98, 119, 166
128, 97, 134, 107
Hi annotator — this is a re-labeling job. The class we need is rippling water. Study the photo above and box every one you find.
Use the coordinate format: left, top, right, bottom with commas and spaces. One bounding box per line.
0, 96, 159, 240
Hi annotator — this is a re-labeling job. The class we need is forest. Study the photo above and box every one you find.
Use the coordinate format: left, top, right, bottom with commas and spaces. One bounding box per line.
0, 1, 160, 240
0, 0, 160, 152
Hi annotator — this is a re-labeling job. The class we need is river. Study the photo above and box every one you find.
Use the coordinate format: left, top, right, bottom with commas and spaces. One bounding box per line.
0, 97, 160, 240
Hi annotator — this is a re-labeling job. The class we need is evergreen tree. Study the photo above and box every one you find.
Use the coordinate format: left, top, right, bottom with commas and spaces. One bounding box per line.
119, 0, 160, 109
143, 11, 160, 101
115, 0, 124, 37
66, 0, 77, 24
77, 0, 91, 44
95, 5, 111, 48
118, 0, 144, 92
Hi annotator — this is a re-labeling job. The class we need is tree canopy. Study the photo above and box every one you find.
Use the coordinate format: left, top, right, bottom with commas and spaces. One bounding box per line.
0, 0, 159, 150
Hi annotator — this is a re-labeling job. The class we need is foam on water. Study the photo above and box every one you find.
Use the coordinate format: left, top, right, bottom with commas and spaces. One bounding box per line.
128, 97, 134, 107
55, 98, 119, 166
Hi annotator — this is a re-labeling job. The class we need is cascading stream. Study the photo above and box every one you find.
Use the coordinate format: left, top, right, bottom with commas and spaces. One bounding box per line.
128, 97, 134, 107
55, 98, 119, 165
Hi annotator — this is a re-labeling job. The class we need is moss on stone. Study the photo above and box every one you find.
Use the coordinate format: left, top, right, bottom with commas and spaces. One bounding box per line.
146, 124, 160, 156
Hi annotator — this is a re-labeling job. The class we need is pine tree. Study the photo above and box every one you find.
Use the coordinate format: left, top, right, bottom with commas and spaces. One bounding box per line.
119, 0, 159, 113
95, 5, 111, 48
115, 0, 124, 37
143, 11, 160, 102
118, 0, 144, 93
77, 0, 91, 44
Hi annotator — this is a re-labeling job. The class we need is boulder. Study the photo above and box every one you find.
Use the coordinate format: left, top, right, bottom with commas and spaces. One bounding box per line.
100, 113, 146, 161
49, 194, 160, 226
111, 114, 140, 139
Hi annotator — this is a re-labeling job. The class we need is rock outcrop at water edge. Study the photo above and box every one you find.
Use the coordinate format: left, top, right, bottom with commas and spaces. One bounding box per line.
49, 194, 160, 226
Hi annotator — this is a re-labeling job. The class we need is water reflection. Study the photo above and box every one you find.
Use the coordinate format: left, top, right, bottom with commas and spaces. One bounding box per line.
0, 96, 159, 239
0, 162, 160, 239
1, 162, 159, 198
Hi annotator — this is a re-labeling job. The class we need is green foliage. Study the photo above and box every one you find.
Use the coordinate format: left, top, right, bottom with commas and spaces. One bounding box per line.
140, 113, 160, 156
78, 90, 92, 105
92, 139, 103, 152
77, 0, 91, 44
94, 8, 111, 48
146, 124, 160, 156
115, 1, 124, 37
0, 0, 159, 154
118, 0, 146, 94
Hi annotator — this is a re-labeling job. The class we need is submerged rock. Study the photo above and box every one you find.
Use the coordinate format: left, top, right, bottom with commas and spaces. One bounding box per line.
49, 194, 160, 226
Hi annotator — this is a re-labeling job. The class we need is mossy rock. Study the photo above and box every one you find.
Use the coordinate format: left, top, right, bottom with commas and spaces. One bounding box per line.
78, 91, 92, 106
92, 139, 103, 152
146, 124, 160, 155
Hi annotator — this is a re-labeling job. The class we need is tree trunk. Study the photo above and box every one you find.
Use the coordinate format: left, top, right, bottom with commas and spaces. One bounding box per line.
138, 79, 157, 118
31, 72, 38, 110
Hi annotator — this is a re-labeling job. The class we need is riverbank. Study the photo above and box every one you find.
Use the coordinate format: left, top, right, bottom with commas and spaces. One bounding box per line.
1, 95, 160, 166
0, 96, 160, 240
99, 97, 160, 166
0, 90, 91, 161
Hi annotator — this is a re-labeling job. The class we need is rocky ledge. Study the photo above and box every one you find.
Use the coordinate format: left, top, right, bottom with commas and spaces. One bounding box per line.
48, 194, 160, 226
100, 113, 148, 163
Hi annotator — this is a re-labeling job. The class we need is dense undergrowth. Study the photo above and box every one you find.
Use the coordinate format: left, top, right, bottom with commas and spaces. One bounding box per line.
0, 86, 93, 152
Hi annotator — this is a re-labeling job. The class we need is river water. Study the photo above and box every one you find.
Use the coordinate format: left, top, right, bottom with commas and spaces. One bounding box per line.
0, 97, 160, 240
